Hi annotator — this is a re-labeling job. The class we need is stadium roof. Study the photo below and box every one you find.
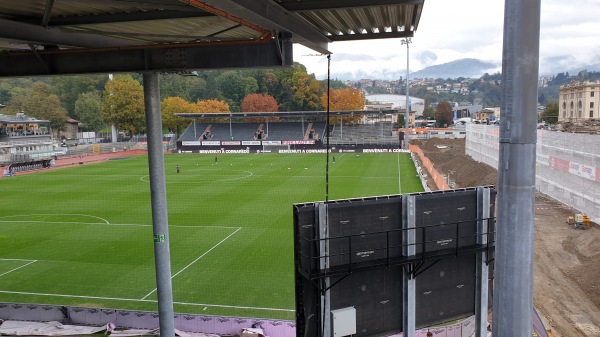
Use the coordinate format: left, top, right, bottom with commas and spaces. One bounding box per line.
175, 109, 401, 119
0, 0, 424, 77
0, 113, 50, 123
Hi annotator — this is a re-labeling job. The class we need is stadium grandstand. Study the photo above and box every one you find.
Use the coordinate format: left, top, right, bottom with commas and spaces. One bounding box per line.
175, 110, 402, 153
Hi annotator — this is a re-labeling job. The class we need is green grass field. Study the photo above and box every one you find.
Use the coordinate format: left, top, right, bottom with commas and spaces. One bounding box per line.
0, 152, 423, 319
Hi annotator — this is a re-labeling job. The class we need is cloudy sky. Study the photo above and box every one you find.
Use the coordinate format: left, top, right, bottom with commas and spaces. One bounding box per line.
293, 0, 600, 80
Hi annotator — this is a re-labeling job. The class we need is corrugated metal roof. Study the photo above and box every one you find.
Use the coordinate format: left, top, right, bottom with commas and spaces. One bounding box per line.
0, 0, 424, 52
275, 0, 423, 41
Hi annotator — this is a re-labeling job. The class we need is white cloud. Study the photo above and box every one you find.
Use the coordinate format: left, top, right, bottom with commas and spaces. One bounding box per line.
293, 0, 600, 80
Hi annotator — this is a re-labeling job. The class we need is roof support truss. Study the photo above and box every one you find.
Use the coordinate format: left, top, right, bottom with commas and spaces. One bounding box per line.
0, 35, 293, 77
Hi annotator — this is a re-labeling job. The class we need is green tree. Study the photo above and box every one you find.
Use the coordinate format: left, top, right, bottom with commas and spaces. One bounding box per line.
101, 75, 146, 135
435, 101, 454, 127
423, 106, 435, 119
397, 114, 405, 128
6, 82, 69, 133
159, 74, 207, 102
216, 71, 245, 111
74, 92, 104, 132
260, 70, 280, 95
540, 100, 559, 124
244, 77, 259, 96
50, 75, 106, 116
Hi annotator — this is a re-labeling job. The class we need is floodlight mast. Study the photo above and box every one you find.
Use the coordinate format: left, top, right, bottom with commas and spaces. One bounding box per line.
402, 38, 412, 149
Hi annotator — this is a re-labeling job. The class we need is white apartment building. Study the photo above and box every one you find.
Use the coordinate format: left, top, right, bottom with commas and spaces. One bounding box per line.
559, 80, 600, 122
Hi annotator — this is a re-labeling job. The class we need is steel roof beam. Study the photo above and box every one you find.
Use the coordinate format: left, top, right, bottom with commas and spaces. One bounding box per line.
0, 38, 293, 77
45, 10, 214, 27
68, 0, 195, 11
202, 0, 331, 54
41, 0, 56, 27
328, 30, 413, 41
278, 0, 424, 12
0, 18, 141, 48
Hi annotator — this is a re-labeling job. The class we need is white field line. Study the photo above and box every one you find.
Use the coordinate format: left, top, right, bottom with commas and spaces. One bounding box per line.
0, 258, 36, 261
0, 214, 109, 224
141, 227, 242, 300
0, 219, 239, 229
141, 170, 253, 183
0, 260, 37, 278
397, 152, 402, 194
0, 290, 293, 312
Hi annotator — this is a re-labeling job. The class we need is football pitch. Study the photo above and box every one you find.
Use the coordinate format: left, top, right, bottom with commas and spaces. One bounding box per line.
0, 152, 423, 320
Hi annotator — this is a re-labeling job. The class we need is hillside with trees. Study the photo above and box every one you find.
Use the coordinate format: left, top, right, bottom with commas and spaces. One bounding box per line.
0, 62, 349, 137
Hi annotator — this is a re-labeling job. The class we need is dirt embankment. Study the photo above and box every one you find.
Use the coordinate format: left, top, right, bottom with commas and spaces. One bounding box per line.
412, 138, 600, 337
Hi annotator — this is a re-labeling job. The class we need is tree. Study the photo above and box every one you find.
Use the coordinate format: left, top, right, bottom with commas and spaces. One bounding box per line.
159, 73, 207, 102
540, 100, 559, 124
192, 99, 230, 113
50, 75, 106, 116
5, 82, 69, 133
192, 99, 230, 123
423, 106, 435, 119
260, 70, 280, 95
244, 77, 259, 96
161, 97, 193, 134
322, 87, 365, 111
74, 92, 104, 132
321, 87, 365, 124
101, 74, 146, 135
290, 69, 322, 111
435, 101, 454, 127
397, 114, 405, 128
216, 71, 245, 111
241, 93, 278, 112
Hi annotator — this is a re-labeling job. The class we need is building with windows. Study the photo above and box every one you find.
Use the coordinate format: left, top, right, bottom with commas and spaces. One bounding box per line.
559, 80, 600, 122
0, 112, 60, 168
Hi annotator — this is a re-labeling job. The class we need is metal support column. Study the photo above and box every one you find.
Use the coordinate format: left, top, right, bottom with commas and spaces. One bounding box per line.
143, 72, 176, 337
402, 38, 411, 149
402, 195, 416, 337
475, 187, 491, 337
492, 1, 540, 336
317, 202, 331, 337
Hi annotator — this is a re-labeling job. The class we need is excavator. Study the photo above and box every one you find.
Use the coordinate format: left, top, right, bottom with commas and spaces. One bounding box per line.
566, 214, 592, 229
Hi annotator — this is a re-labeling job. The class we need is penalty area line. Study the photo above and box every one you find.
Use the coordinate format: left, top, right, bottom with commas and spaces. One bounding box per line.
0, 260, 37, 278
141, 227, 242, 300
0, 290, 293, 313
0, 220, 240, 229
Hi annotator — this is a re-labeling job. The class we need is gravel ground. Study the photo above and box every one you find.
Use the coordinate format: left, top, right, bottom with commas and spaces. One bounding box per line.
413, 138, 600, 337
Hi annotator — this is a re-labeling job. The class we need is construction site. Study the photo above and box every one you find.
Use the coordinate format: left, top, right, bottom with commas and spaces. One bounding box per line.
413, 137, 600, 337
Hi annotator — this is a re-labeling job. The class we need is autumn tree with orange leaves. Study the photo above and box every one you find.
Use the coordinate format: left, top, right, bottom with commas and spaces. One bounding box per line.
241, 93, 279, 112
321, 87, 365, 124
161, 97, 192, 134
192, 99, 230, 123
192, 99, 230, 113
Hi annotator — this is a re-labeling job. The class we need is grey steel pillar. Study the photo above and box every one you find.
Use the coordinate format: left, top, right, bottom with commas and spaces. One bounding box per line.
402, 38, 411, 148
492, 1, 540, 336
402, 195, 416, 337
475, 187, 491, 337
317, 203, 331, 337
108, 74, 118, 143
143, 72, 176, 337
